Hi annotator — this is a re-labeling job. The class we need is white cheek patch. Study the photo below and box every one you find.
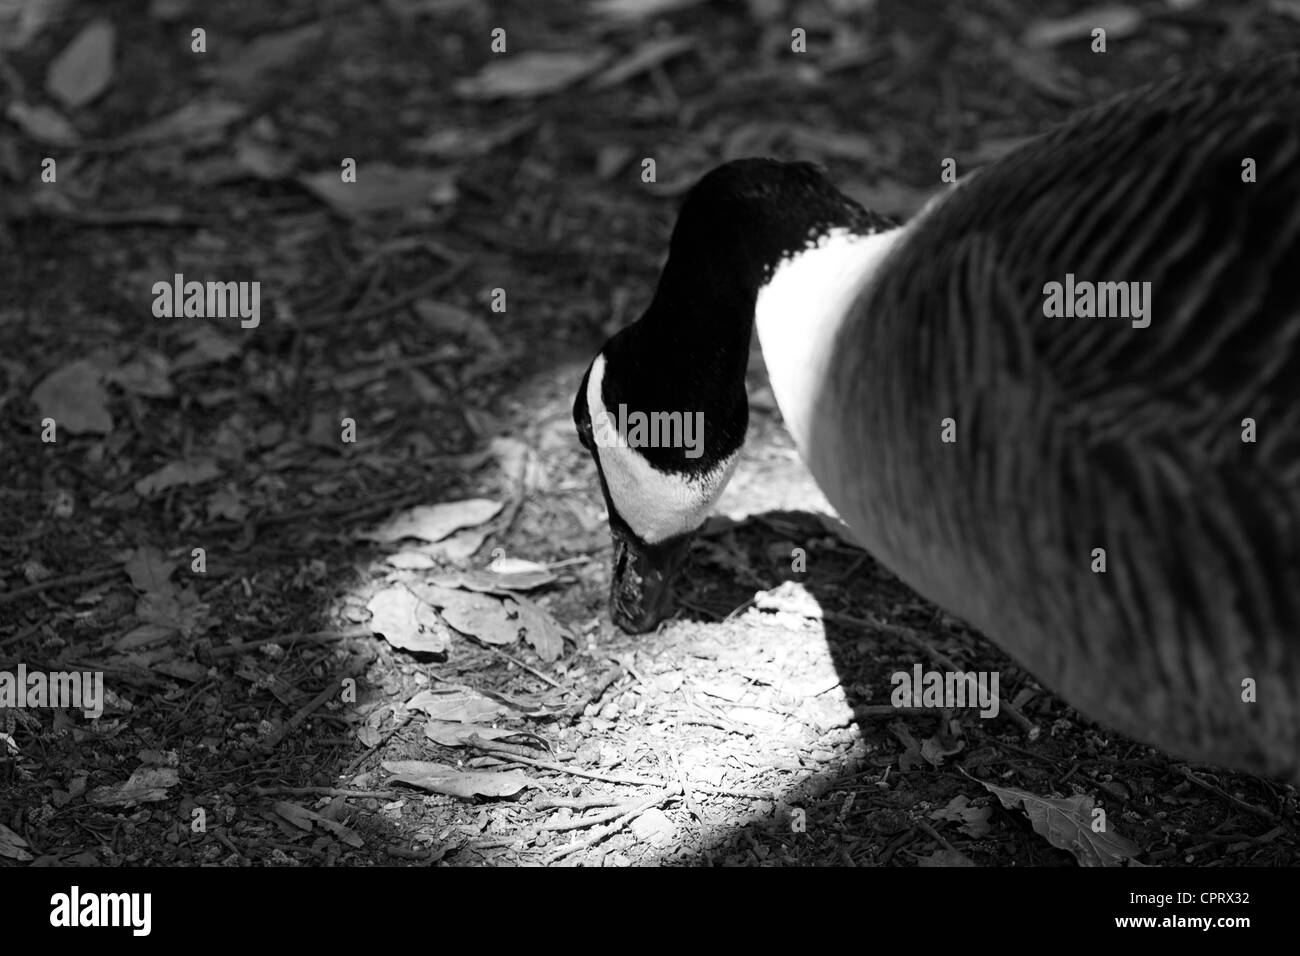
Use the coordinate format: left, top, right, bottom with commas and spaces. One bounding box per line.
586, 354, 740, 544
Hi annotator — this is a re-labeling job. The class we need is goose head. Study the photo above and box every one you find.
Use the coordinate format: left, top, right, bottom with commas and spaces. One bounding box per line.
574, 159, 895, 632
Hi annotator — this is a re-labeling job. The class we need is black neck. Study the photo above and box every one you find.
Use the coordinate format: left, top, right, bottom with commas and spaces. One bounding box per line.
585, 159, 893, 476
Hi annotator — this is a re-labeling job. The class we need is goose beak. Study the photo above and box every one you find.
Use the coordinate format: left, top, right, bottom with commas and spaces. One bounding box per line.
608, 525, 694, 633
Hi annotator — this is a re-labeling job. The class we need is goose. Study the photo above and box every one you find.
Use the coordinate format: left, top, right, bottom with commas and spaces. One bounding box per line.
573, 54, 1300, 782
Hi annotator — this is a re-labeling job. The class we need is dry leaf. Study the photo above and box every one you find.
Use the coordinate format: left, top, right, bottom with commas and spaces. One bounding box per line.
383, 760, 536, 798
85, 767, 179, 807
103, 352, 174, 397
592, 0, 708, 20
217, 23, 327, 90
4, 101, 79, 144
171, 325, 241, 370
432, 588, 520, 646
361, 498, 503, 543
930, 795, 994, 838
385, 551, 436, 570
419, 525, 491, 563
423, 720, 519, 747
205, 487, 249, 522
125, 98, 247, 146
123, 546, 176, 593
272, 801, 365, 848
0, 0, 64, 51
591, 35, 695, 89
409, 117, 533, 159
428, 562, 557, 593
505, 594, 565, 661
134, 457, 220, 497
455, 50, 611, 99
405, 687, 511, 723
980, 779, 1140, 866
46, 18, 115, 108
0, 822, 32, 861
1022, 6, 1143, 48
367, 586, 450, 654
31, 359, 112, 435
299, 164, 456, 218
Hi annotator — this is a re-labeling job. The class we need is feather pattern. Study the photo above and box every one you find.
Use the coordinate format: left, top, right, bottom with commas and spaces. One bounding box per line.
810, 54, 1300, 776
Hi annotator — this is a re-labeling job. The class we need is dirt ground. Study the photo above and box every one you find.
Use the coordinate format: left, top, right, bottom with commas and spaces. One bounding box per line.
2, 0, 1298, 867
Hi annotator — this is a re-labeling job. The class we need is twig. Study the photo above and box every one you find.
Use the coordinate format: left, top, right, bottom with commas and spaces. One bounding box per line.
264, 674, 350, 749
539, 792, 673, 833
487, 645, 566, 689
1180, 768, 1282, 824
0, 566, 119, 605
0, 618, 44, 650
206, 627, 369, 659
543, 790, 673, 863
481, 747, 773, 800
253, 786, 397, 799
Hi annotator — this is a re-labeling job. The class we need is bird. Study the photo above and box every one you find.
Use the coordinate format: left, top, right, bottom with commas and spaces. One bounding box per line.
573, 54, 1300, 781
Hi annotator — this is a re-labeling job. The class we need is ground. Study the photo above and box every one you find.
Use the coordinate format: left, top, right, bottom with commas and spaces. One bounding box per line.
1, 0, 1298, 867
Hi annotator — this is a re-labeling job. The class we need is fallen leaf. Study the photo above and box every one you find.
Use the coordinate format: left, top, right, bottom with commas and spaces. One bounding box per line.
46, 18, 115, 108
405, 687, 511, 723
505, 594, 564, 661
134, 457, 221, 497
124, 98, 247, 147
205, 487, 249, 522
171, 325, 242, 370
592, 0, 707, 20
0, 0, 63, 51
431, 588, 520, 646
272, 801, 364, 848
383, 760, 536, 798
361, 498, 503, 543
4, 101, 79, 144
412, 300, 503, 354
233, 137, 294, 180
367, 586, 450, 654
0, 822, 32, 861
385, 551, 436, 570
123, 546, 176, 593
114, 622, 176, 650
419, 525, 490, 563
103, 351, 174, 397
423, 721, 521, 747
980, 779, 1140, 866
455, 50, 611, 99
630, 807, 675, 847
409, 117, 533, 159
85, 767, 179, 807
1023, 6, 1143, 47
591, 35, 695, 89
428, 563, 556, 594
920, 731, 964, 767
216, 23, 327, 91
134, 583, 207, 636
31, 359, 112, 434
477, 687, 570, 718
299, 164, 456, 218
930, 795, 994, 838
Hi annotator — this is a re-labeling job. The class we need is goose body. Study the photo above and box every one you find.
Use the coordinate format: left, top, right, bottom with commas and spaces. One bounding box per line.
575, 55, 1300, 781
